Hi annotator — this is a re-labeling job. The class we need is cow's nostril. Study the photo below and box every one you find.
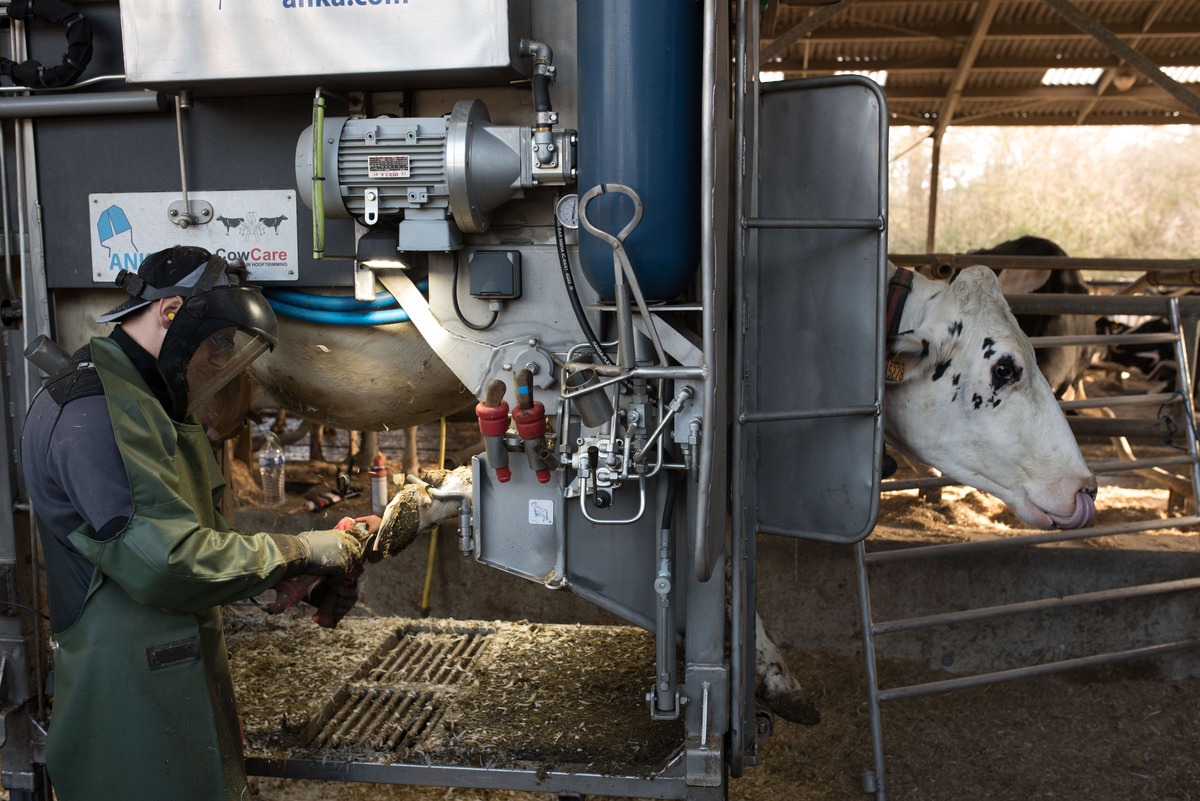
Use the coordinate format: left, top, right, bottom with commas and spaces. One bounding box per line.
1083, 486, 1097, 499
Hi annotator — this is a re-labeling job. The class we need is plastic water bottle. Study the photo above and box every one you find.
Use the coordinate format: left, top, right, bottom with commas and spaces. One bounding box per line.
256, 431, 286, 505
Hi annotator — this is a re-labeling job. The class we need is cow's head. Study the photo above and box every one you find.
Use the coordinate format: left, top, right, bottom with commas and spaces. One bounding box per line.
884, 265, 1097, 529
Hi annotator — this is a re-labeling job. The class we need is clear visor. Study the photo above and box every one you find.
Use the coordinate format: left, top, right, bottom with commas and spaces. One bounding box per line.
185, 328, 272, 417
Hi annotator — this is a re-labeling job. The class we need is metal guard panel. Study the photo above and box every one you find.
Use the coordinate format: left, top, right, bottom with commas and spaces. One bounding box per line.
748, 77, 888, 543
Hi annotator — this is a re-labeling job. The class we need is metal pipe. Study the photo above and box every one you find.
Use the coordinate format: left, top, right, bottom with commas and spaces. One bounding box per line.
729, 0, 753, 775
1059, 392, 1180, 411
864, 515, 1200, 564
1029, 332, 1177, 348
883, 455, 1196, 493
0, 90, 168, 118
873, 577, 1200, 636
877, 639, 1199, 702
0, 119, 12, 299
890, 253, 1200, 274
1006, 292, 1200, 316
854, 541, 889, 801
745, 216, 884, 230
173, 91, 198, 227
741, 403, 879, 424
1167, 297, 1200, 494
693, 0, 719, 583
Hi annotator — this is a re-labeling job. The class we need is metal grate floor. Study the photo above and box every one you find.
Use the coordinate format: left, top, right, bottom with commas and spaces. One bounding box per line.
228, 614, 685, 778
296, 626, 490, 757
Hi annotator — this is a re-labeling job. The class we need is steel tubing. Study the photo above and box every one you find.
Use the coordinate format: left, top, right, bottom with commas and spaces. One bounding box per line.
890, 253, 1200, 274
872, 576, 1200, 636
864, 515, 1200, 564
877, 639, 1200, 702
0, 91, 169, 118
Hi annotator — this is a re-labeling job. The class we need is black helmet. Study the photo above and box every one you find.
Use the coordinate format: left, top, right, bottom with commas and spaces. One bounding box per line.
100, 245, 278, 419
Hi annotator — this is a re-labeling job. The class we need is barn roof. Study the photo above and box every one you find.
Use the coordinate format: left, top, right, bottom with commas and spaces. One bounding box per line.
759, 0, 1200, 126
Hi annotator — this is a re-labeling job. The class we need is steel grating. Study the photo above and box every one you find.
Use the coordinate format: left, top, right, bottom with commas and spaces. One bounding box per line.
229, 613, 687, 788
294, 626, 491, 758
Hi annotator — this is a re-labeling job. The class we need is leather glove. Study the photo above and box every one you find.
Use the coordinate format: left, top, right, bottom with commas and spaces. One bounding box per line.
273, 529, 364, 578
307, 573, 361, 628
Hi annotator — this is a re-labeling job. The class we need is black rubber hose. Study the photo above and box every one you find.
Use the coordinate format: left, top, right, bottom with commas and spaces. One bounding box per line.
532, 72, 553, 114
1, 0, 93, 88
555, 213, 612, 366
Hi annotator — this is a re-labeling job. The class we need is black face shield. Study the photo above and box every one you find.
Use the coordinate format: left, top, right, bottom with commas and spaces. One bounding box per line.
155, 258, 278, 420
101, 249, 278, 420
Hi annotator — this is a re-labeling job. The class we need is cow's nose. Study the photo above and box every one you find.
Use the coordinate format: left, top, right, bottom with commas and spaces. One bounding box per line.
1082, 474, 1098, 498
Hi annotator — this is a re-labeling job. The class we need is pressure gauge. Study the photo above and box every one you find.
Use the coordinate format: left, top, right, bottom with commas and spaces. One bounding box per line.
555, 193, 580, 229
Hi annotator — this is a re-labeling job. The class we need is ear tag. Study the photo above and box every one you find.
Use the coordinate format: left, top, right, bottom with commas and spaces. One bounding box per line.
885, 353, 906, 383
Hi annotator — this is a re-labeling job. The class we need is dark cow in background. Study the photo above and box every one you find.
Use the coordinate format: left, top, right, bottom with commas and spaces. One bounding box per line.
968, 235, 1098, 398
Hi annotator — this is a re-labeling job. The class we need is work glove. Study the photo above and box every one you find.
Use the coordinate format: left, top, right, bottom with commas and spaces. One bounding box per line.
307, 573, 362, 628
272, 528, 364, 578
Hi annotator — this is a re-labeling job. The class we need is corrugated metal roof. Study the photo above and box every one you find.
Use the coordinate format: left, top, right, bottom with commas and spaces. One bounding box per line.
762, 0, 1200, 125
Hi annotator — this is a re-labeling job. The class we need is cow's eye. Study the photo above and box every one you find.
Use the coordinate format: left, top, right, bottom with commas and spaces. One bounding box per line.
990, 354, 1022, 389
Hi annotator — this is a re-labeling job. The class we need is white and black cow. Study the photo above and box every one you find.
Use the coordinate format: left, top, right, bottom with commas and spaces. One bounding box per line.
884, 262, 1097, 528
968, 235, 1097, 399
757, 262, 1099, 723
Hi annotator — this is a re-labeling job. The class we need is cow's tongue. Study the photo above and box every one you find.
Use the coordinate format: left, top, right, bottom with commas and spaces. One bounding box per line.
1047, 490, 1095, 529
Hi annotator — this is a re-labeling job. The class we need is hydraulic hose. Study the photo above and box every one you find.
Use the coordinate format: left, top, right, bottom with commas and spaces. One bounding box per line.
265, 300, 411, 326
554, 213, 612, 366
263, 280, 429, 325
264, 283, 427, 312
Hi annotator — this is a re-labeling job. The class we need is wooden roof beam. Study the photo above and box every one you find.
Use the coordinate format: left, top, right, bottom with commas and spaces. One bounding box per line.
767, 52, 1200, 74
1042, 0, 1200, 119
785, 20, 1200, 44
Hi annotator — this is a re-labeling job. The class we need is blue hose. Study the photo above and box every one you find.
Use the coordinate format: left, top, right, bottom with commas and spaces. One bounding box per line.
265, 289, 399, 311
266, 299, 412, 326
262, 282, 429, 326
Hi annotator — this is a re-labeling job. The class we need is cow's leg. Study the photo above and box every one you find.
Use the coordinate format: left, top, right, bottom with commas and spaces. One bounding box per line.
403, 425, 421, 475
754, 614, 820, 725
309, 424, 325, 462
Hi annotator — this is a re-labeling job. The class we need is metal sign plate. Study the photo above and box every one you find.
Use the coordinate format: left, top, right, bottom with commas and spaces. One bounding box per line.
88, 190, 301, 283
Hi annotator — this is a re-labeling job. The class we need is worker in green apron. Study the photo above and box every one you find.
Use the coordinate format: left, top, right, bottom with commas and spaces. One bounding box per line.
22, 246, 371, 800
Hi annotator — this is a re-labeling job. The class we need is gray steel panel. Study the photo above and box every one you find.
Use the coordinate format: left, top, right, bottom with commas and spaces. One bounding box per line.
33, 94, 355, 288
746, 76, 888, 543
119, 0, 531, 94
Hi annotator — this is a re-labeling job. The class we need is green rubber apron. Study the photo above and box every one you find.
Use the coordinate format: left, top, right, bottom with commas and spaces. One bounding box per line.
47, 337, 286, 801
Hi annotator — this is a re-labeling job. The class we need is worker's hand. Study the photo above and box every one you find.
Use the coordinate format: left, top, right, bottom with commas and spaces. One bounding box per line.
308, 572, 361, 628
292, 529, 365, 576
336, 515, 381, 536
342, 515, 385, 562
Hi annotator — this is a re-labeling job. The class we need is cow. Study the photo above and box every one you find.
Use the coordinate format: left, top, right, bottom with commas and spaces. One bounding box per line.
260, 215, 288, 233
883, 263, 1097, 528
756, 263, 1098, 723
216, 215, 245, 235
968, 235, 1098, 399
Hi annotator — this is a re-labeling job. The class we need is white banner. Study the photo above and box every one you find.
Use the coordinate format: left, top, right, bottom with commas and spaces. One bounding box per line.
88, 190, 301, 284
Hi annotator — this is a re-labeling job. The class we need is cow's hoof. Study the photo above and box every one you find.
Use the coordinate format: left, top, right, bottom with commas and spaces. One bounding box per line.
759, 690, 821, 726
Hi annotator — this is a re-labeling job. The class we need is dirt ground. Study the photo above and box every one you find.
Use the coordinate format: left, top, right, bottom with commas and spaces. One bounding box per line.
232, 407, 1198, 801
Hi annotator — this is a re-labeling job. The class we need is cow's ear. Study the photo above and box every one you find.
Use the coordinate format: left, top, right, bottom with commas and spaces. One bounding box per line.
889, 331, 929, 358
886, 331, 929, 383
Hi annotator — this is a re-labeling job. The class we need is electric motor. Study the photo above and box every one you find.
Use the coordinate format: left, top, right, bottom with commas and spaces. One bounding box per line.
296, 99, 575, 251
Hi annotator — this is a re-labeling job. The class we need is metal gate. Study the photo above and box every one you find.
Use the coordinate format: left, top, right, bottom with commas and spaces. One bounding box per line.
856, 286, 1200, 799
